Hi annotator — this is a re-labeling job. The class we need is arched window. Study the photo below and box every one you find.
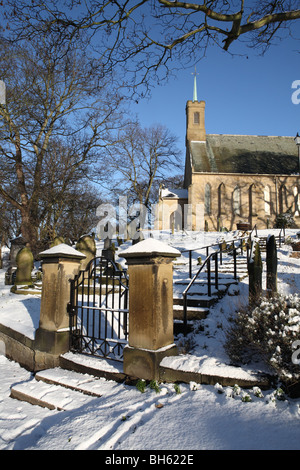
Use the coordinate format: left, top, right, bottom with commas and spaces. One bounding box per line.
170, 209, 182, 231
218, 183, 225, 217
204, 183, 211, 215
279, 184, 287, 214
194, 112, 200, 124
264, 185, 271, 215
249, 183, 257, 218
233, 185, 241, 215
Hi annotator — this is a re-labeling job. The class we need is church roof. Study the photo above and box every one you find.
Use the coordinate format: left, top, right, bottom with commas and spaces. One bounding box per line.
189, 134, 298, 174
160, 188, 188, 199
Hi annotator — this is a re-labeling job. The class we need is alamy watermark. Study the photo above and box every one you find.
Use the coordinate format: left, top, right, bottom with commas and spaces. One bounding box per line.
292, 340, 300, 365
291, 80, 300, 105
0, 80, 5, 105
95, 197, 205, 241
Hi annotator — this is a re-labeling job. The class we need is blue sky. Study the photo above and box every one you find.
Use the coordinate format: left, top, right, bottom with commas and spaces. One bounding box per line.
132, 33, 300, 166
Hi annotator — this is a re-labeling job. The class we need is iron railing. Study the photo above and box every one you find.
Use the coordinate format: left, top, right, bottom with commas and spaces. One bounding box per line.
181, 225, 257, 278
181, 226, 286, 335
182, 241, 246, 335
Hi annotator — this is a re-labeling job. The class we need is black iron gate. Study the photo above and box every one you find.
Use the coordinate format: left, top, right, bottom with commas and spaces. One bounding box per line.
67, 256, 129, 362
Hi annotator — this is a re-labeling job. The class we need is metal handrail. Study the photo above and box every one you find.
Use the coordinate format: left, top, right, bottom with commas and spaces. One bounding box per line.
181, 231, 256, 278
278, 227, 286, 246
250, 224, 258, 238
182, 241, 244, 335
180, 226, 286, 333
179, 224, 289, 278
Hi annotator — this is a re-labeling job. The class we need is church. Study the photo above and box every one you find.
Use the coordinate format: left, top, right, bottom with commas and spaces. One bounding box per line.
157, 77, 300, 232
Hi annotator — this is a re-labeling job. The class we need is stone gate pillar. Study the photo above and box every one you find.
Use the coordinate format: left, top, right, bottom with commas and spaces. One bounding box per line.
120, 238, 181, 381
35, 243, 86, 369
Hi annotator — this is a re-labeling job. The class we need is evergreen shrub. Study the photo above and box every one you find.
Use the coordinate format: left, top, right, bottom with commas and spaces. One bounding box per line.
274, 210, 296, 228
225, 294, 300, 388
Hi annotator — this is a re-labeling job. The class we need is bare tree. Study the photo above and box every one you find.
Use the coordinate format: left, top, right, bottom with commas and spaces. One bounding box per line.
37, 139, 102, 245
100, 122, 182, 209
55, 186, 102, 244
0, 33, 124, 254
4, 1, 300, 92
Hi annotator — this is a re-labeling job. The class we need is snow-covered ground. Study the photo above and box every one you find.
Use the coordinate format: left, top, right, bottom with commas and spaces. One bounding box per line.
1, 229, 300, 451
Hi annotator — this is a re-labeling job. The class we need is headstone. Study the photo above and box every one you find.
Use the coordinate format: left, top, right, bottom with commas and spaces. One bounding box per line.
9, 236, 26, 267
76, 235, 96, 270
132, 229, 144, 245
14, 247, 34, 286
5, 236, 26, 285
266, 235, 277, 296
102, 242, 116, 261
248, 242, 262, 303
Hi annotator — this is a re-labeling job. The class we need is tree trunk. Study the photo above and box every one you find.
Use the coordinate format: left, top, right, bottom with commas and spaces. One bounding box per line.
20, 208, 39, 257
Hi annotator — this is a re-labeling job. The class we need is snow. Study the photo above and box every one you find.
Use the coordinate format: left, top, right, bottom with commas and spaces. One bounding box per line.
0, 274, 40, 340
160, 188, 188, 199
39, 243, 86, 259
120, 237, 181, 258
1, 229, 300, 450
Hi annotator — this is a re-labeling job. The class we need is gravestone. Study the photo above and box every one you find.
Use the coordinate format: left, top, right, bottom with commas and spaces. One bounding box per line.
14, 247, 34, 287
266, 235, 277, 296
102, 227, 116, 261
5, 236, 26, 285
248, 242, 262, 303
132, 229, 144, 245
76, 235, 96, 269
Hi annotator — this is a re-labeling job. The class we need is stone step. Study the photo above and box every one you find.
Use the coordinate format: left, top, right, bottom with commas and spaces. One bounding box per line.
210, 265, 247, 272
256, 236, 283, 251
59, 352, 126, 382
173, 304, 209, 320
174, 273, 240, 284
10, 369, 104, 410
173, 295, 218, 308
35, 368, 105, 396
174, 280, 233, 290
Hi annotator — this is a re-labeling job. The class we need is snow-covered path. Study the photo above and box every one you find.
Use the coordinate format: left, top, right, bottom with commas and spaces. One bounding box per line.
1, 230, 300, 450
1, 355, 300, 450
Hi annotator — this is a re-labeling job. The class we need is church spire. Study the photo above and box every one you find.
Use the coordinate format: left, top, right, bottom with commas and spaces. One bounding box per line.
186, 66, 206, 142
192, 66, 198, 102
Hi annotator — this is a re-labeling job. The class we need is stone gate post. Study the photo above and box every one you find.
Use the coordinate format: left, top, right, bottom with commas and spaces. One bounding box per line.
120, 238, 181, 381
34, 244, 86, 369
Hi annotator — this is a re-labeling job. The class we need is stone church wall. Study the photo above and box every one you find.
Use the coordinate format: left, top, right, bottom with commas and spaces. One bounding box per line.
189, 172, 300, 231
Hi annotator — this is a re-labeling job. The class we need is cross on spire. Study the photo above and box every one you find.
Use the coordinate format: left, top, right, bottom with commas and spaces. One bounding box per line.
192, 66, 199, 102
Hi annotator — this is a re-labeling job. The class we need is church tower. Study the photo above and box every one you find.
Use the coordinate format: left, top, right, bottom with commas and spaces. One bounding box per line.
186, 68, 206, 142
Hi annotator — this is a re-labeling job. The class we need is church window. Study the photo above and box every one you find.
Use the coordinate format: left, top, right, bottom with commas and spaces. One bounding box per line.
204, 183, 211, 215
279, 184, 287, 214
264, 185, 271, 215
170, 209, 182, 231
249, 184, 256, 217
233, 186, 241, 215
218, 183, 225, 216
194, 112, 200, 124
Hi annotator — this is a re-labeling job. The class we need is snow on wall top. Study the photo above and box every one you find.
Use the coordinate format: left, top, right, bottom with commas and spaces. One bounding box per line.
120, 238, 181, 258
39, 243, 86, 259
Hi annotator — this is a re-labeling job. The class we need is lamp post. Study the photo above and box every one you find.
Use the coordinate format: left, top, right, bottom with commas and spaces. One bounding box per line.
295, 132, 300, 174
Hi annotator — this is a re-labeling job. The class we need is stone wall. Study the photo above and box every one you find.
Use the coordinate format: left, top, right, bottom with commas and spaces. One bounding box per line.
189, 172, 300, 231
